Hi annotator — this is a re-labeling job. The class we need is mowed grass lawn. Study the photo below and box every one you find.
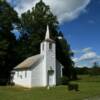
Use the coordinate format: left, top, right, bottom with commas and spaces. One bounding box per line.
0, 75, 100, 100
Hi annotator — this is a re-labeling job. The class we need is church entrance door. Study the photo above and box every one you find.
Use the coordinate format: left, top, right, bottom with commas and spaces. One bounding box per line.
48, 70, 54, 86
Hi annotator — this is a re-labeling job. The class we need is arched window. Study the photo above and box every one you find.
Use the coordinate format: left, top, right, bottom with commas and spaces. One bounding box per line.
49, 43, 52, 49
17, 71, 19, 77
25, 71, 27, 78
42, 43, 44, 50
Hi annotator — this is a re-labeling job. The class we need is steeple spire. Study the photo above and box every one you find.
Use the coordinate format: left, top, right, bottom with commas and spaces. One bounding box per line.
45, 25, 50, 39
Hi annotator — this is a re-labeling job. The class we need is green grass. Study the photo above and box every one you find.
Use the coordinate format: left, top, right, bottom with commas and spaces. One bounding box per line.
0, 75, 100, 100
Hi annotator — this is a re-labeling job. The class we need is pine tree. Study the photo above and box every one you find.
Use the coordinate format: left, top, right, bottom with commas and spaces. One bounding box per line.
0, 0, 19, 84
18, 0, 77, 79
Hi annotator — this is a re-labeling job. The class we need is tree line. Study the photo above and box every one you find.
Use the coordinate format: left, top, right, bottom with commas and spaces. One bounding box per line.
76, 62, 100, 75
0, 0, 77, 84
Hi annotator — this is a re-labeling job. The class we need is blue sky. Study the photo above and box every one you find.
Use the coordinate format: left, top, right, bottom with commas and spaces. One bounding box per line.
7, 0, 100, 67
60, 0, 100, 67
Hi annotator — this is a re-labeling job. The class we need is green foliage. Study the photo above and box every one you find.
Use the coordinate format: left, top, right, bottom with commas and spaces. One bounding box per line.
89, 63, 100, 75
76, 65, 100, 76
76, 67, 89, 75
0, 0, 77, 83
0, 0, 19, 31
19, 0, 76, 79
0, 0, 19, 82
17, 0, 59, 61
56, 37, 76, 79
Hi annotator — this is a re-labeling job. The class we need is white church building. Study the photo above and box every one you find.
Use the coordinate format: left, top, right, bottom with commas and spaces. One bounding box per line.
13, 25, 64, 88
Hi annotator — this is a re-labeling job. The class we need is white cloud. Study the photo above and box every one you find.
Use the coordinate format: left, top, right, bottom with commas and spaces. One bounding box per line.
73, 47, 92, 54
72, 57, 79, 62
82, 47, 92, 53
91, 56, 100, 63
79, 51, 97, 61
72, 50, 81, 54
73, 48, 100, 67
7, 0, 91, 23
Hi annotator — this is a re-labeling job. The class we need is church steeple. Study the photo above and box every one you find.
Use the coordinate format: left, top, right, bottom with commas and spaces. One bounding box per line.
41, 25, 55, 54
44, 25, 55, 43
40, 25, 56, 87
45, 25, 50, 40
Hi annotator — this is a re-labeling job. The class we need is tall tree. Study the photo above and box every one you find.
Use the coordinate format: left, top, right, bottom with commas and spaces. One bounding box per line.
56, 31, 76, 79
0, 0, 19, 84
18, 0, 76, 79
18, 0, 58, 59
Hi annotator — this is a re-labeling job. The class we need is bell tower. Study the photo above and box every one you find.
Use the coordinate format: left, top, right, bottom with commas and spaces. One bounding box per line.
40, 25, 56, 86
40, 25, 55, 56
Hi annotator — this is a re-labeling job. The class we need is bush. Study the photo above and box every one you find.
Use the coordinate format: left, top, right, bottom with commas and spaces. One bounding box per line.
68, 83, 79, 91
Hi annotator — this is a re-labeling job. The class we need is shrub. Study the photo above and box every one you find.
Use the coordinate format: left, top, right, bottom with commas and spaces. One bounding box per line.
68, 83, 79, 91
